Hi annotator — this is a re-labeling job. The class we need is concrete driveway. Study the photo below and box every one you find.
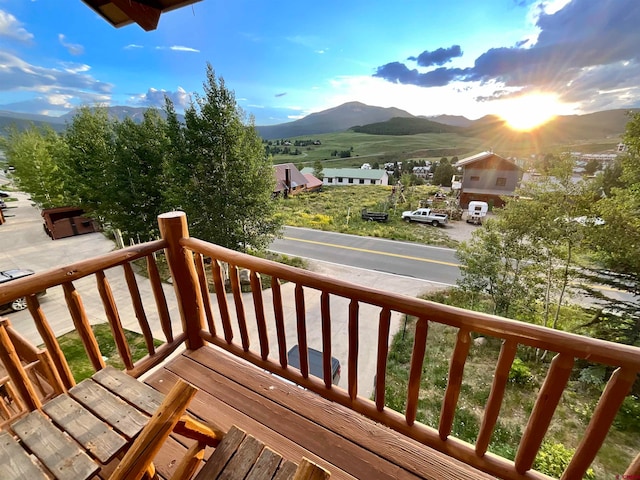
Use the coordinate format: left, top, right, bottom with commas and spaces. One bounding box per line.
0, 174, 445, 397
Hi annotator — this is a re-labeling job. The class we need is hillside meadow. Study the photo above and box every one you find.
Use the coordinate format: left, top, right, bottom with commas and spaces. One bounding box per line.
268, 127, 623, 170
269, 131, 485, 168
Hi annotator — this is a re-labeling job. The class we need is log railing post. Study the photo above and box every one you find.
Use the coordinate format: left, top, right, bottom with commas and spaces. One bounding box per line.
0, 319, 41, 411
158, 212, 205, 350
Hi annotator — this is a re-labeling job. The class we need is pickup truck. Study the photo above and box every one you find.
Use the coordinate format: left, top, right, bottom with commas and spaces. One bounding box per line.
401, 208, 448, 226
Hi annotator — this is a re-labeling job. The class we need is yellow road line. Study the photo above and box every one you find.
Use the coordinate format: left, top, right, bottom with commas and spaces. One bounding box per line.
282, 236, 460, 267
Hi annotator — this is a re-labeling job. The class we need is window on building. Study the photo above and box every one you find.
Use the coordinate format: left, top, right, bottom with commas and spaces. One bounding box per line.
495, 177, 507, 186
327, 177, 333, 183
337, 177, 343, 182
470, 175, 480, 181
359, 179, 365, 184
348, 178, 354, 184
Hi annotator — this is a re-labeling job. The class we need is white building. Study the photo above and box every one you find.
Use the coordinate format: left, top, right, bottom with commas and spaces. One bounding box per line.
301, 167, 389, 186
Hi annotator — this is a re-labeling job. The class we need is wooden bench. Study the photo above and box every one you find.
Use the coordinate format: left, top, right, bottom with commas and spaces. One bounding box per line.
1, 366, 329, 480
0, 366, 218, 480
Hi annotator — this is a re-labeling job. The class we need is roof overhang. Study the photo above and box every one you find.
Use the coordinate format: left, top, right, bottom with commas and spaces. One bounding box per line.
82, 0, 201, 31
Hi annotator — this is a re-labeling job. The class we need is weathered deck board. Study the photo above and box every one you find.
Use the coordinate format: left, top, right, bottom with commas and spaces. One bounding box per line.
145, 346, 493, 480
194, 425, 295, 480
11, 410, 99, 480
42, 393, 127, 463
0, 431, 49, 479
68, 378, 148, 438
92, 365, 164, 415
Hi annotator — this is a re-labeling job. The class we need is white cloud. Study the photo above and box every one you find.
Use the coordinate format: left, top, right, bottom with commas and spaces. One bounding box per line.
170, 45, 200, 52
58, 34, 84, 56
133, 86, 191, 109
61, 63, 91, 74
124, 44, 144, 50
154, 45, 200, 53
0, 10, 33, 42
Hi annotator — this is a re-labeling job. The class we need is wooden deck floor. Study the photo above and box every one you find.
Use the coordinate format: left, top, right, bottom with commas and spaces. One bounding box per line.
142, 345, 495, 480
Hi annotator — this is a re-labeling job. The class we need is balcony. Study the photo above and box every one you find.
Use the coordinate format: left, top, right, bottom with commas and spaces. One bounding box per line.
0, 211, 638, 479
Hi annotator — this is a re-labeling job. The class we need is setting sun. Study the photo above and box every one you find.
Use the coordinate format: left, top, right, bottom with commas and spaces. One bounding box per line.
497, 93, 561, 131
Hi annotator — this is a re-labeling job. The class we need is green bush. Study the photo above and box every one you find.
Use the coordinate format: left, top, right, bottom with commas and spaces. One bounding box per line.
509, 358, 533, 385
613, 395, 640, 432
534, 442, 595, 479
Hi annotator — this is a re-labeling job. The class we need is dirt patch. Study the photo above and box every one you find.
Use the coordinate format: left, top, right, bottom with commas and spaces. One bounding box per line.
442, 212, 494, 243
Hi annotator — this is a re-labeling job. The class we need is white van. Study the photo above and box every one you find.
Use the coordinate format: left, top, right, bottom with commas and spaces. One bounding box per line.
466, 201, 488, 225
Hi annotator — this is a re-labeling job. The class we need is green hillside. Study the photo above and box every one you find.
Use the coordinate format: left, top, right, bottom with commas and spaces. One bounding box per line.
268, 131, 484, 168
351, 117, 464, 135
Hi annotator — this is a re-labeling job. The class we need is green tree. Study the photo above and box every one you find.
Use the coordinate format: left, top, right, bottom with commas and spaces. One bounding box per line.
432, 158, 454, 186
456, 219, 539, 317
584, 112, 640, 346
312, 160, 324, 181
163, 64, 281, 252
508, 156, 595, 325
584, 158, 599, 176
60, 106, 116, 220
108, 109, 169, 242
595, 156, 624, 197
1, 125, 67, 207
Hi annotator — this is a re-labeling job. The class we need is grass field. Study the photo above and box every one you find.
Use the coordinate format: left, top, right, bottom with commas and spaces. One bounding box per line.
268, 130, 623, 170
275, 185, 460, 248
270, 131, 485, 168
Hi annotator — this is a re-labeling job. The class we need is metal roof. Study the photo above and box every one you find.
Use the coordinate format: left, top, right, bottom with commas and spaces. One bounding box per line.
301, 167, 387, 180
455, 151, 520, 169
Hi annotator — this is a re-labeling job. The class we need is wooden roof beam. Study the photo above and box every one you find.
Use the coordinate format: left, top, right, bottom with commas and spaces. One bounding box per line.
110, 0, 161, 31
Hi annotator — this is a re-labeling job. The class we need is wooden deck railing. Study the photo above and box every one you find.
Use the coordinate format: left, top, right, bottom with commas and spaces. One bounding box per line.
0, 238, 187, 389
0, 319, 64, 427
157, 212, 640, 480
0, 211, 639, 479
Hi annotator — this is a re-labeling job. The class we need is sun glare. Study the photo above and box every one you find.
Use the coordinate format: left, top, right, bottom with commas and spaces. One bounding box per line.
497, 93, 561, 131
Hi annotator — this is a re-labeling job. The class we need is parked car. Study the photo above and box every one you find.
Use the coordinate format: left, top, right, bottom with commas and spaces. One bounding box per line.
287, 345, 341, 386
401, 208, 449, 226
0, 269, 46, 312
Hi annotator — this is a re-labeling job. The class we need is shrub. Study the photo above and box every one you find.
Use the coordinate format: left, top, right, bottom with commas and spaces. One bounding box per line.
613, 395, 640, 432
509, 358, 533, 385
534, 442, 595, 479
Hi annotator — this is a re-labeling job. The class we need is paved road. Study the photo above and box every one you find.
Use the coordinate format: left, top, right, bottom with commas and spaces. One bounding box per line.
271, 226, 461, 286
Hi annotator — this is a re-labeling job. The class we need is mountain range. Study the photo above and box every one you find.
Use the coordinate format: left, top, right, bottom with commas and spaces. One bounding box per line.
0, 102, 636, 150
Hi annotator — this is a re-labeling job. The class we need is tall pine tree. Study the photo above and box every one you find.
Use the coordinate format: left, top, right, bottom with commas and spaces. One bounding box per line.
163, 64, 281, 252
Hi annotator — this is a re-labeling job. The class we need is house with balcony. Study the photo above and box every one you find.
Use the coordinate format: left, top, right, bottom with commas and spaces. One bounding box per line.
455, 152, 522, 208
301, 167, 389, 186
0, 210, 638, 480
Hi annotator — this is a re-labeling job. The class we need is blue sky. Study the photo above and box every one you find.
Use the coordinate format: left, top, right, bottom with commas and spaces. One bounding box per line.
1, 0, 639, 127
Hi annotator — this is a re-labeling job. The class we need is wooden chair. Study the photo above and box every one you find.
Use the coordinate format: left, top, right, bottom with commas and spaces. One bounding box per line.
110, 378, 223, 480
116, 381, 331, 480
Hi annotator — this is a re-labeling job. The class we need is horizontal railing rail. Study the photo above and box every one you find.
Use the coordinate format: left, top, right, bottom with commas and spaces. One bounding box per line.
179, 234, 640, 480
0, 239, 186, 393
